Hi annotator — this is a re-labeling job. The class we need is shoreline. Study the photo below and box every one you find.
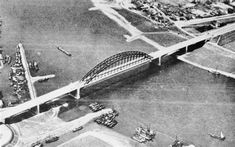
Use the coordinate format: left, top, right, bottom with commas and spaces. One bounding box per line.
0, 1, 235, 147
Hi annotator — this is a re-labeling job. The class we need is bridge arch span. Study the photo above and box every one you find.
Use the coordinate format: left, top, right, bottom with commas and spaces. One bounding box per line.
81, 51, 152, 84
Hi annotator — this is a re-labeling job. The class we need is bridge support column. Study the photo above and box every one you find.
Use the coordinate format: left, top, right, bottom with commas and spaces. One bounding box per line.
158, 57, 161, 66
75, 88, 81, 99
216, 35, 221, 45
71, 82, 84, 99
186, 46, 188, 53
36, 105, 40, 114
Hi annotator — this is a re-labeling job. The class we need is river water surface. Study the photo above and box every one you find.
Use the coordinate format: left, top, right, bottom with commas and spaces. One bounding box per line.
0, 0, 235, 147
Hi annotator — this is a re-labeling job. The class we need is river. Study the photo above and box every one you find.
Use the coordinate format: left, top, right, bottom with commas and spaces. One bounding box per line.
0, 0, 234, 147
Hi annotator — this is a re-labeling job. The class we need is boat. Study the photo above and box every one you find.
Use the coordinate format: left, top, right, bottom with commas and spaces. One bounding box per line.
45, 136, 59, 143
31, 141, 43, 147
72, 126, 83, 132
132, 126, 155, 143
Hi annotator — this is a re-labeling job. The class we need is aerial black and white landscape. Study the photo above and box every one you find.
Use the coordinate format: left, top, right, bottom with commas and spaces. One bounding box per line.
0, 0, 235, 147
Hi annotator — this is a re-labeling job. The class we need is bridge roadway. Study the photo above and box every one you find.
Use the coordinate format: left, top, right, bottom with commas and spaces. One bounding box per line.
175, 13, 235, 28
1, 23, 235, 123
0, 81, 83, 123
150, 23, 235, 62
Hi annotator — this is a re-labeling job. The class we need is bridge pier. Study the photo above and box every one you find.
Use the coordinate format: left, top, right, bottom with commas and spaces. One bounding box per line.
216, 35, 221, 44
75, 88, 81, 99
36, 105, 40, 114
158, 57, 161, 66
74, 82, 85, 99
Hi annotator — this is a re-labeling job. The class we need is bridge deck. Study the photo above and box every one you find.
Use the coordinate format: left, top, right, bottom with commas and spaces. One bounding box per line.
175, 13, 235, 28
178, 43, 235, 79
0, 81, 81, 121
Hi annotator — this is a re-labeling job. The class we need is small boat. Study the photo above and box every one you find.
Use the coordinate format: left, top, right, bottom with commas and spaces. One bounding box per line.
131, 126, 155, 143
56, 46, 72, 57
31, 141, 43, 147
45, 136, 59, 143
72, 126, 83, 132
208, 131, 226, 141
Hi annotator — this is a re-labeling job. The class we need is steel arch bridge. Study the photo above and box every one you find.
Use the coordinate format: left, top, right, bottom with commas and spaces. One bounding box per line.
81, 51, 152, 84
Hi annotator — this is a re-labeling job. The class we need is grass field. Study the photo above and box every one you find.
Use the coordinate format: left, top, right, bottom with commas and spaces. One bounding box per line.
114, 8, 169, 32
